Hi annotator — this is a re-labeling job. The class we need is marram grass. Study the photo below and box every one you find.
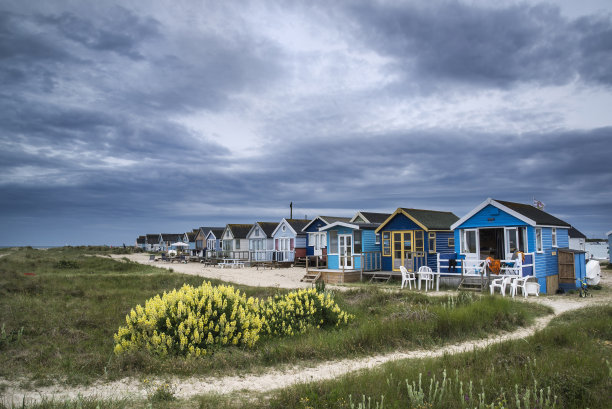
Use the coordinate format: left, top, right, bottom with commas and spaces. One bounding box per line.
113, 283, 353, 357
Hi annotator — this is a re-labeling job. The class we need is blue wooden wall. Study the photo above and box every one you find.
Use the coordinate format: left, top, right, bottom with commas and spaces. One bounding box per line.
304, 218, 328, 256
325, 227, 379, 270
453, 204, 571, 293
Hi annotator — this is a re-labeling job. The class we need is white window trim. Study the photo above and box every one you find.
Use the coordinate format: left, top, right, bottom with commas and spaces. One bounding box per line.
552, 227, 558, 247
536, 227, 543, 253
461, 229, 479, 256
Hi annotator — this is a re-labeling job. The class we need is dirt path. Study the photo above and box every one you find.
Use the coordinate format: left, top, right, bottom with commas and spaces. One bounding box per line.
3, 290, 610, 405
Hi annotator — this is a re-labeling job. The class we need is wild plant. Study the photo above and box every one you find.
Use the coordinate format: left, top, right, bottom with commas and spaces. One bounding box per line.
0, 323, 23, 349
349, 365, 558, 409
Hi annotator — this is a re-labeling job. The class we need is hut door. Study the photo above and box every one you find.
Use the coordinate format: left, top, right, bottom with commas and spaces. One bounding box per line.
392, 231, 413, 272
339, 235, 353, 269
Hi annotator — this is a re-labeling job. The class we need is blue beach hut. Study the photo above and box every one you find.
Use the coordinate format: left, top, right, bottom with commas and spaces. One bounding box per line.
376, 208, 459, 273
319, 221, 382, 271
450, 198, 571, 294
302, 215, 352, 258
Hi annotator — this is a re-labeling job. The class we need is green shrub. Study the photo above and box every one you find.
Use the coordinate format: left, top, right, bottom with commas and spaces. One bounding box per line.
113, 284, 354, 357
260, 288, 353, 336
113, 282, 264, 357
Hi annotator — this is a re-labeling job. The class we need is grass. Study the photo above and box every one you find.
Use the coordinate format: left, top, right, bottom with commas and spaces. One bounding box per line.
1, 247, 549, 387
189, 305, 612, 409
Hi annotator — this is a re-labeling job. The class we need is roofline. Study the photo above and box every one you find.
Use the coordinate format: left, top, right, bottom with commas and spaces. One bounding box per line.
375, 208, 429, 233
271, 218, 297, 237
450, 198, 537, 230
205, 230, 219, 240
301, 215, 326, 232
246, 222, 274, 239
350, 211, 368, 223
319, 221, 360, 231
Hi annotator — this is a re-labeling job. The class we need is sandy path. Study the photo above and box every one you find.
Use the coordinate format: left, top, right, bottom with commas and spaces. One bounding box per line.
3, 293, 610, 405
3, 258, 610, 404
110, 253, 311, 289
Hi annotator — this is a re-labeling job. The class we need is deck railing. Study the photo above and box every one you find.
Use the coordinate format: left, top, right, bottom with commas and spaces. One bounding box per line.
205, 250, 250, 260
250, 250, 275, 261
275, 250, 295, 262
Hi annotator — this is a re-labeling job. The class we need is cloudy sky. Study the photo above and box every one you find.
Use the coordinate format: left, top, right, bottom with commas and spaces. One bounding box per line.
1, 0, 611, 246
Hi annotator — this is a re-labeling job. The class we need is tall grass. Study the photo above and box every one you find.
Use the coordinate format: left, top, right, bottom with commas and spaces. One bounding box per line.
0, 248, 550, 387
261, 305, 612, 409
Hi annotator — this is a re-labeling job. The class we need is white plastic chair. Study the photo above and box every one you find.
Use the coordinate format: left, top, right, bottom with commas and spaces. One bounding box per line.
417, 266, 435, 291
511, 276, 539, 298
489, 275, 512, 296
400, 265, 416, 289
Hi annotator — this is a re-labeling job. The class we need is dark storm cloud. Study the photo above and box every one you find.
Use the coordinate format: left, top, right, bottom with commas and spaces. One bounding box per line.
344, 1, 612, 89
38, 7, 160, 60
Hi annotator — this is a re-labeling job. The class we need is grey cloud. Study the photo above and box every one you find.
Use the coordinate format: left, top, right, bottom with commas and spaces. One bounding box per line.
344, 1, 612, 89
37, 7, 161, 60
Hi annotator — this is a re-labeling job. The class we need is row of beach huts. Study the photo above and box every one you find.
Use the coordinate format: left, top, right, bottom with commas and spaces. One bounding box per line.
135, 198, 598, 294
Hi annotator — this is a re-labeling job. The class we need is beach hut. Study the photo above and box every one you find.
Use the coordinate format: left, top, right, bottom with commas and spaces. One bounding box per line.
145, 234, 161, 252
160, 234, 184, 252
221, 224, 251, 259
302, 216, 352, 258
135, 236, 146, 250
246, 222, 277, 261
376, 208, 458, 273
204, 228, 224, 258
317, 221, 383, 279
450, 198, 571, 294
182, 230, 199, 256
193, 227, 221, 257
271, 218, 310, 262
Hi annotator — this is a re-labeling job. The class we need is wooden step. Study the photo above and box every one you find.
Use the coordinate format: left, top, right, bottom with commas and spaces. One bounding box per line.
458, 276, 490, 292
301, 272, 321, 283
369, 273, 392, 283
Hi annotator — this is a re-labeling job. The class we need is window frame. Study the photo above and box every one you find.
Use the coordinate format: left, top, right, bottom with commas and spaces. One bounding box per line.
536, 227, 543, 253
382, 231, 391, 256
552, 227, 558, 247
329, 231, 338, 254
428, 232, 436, 254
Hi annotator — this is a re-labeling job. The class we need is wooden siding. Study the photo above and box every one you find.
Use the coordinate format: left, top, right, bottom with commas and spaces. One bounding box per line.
326, 226, 353, 270
381, 213, 423, 271
304, 219, 328, 256
455, 204, 528, 229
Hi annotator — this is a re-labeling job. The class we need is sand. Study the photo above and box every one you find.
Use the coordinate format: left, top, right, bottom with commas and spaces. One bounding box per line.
2, 256, 610, 405
110, 253, 312, 289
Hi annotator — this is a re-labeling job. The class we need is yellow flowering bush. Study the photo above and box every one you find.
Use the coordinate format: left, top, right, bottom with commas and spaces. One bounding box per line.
260, 288, 353, 336
113, 281, 263, 357
114, 283, 353, 357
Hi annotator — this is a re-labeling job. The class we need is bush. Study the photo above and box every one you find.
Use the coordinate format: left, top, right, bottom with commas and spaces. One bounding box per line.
260, 288, 353, 336
113, 282, 264, 357
113, 284, 353, 358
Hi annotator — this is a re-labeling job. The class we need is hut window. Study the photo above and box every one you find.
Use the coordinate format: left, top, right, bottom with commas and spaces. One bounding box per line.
382, 232, 391, 256
415, 231, 424, 252
236, 240, 240, 249
536, 228, 543, 252
428, 232, 436, 253
309, 233, 316, 246
375, 233, 381, 244
462, 230, 477, 254
448, 237, 455, 248
354, 230, 362, 254
552, 228, 558, 247
329, 231, 338, 254
518, 227, 527, 252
